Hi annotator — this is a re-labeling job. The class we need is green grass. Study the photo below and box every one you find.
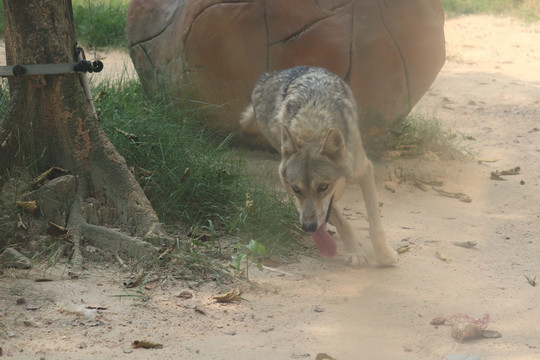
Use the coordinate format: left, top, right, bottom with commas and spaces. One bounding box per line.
388, 113, 467, 158
0, 0, 129, 48
72, 0, 129, 48
442, 0, 540, 21
94, 78, 301, 259
0, 76, 302, 273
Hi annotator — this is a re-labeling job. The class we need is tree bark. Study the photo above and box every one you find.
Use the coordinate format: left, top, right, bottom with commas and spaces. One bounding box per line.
0, 0, 164, 265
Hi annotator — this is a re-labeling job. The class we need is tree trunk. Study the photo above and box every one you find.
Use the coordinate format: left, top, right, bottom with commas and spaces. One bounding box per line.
0, 0, 164, 265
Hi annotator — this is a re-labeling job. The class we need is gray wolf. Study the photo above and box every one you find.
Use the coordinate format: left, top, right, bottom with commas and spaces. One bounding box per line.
241, 66, 397, 266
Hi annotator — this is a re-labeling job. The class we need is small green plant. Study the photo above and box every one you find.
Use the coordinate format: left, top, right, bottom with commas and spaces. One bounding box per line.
234, 239, 267, 280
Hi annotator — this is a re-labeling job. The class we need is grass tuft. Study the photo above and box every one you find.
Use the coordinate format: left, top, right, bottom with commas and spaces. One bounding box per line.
72, 0, 129, 48
388, 113, 468, 158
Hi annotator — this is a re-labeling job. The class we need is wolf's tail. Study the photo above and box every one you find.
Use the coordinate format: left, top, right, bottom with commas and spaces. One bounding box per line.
239, 105, 259, 135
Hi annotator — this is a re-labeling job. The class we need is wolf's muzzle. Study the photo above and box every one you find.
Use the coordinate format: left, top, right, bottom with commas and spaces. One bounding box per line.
301, 194, 334, 233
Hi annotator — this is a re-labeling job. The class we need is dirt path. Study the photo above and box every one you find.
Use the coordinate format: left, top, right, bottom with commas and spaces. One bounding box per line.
2, 15, 540, 360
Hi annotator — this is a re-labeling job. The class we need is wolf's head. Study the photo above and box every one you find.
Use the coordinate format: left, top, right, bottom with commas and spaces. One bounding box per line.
278, 126, 348, 258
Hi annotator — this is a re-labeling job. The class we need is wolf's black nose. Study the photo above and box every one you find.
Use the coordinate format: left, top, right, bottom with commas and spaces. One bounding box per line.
302, 221, 318, 233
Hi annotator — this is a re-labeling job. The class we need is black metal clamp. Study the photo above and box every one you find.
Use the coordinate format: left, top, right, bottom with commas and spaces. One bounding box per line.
0, 47, 104, 78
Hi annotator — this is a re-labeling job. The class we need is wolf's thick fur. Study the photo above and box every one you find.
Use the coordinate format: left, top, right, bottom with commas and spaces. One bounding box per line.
241, 66, 397, 266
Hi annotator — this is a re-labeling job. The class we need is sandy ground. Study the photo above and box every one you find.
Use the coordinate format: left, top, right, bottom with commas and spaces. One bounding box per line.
1, 14, 540, 360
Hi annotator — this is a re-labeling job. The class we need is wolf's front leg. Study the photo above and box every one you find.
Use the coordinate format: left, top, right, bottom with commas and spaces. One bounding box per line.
329, 205, 368, 266
357, 161, 398, 266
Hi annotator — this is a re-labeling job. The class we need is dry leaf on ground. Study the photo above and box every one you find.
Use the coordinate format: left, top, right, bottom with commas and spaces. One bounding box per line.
430, 313, 501, 342
132, 340, 163, 349
213, 287, 241, 303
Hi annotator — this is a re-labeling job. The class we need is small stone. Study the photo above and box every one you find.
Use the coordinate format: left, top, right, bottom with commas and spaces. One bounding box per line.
261, 326, 274, 333
16, 297, 26, 305
291, 353, 311, 359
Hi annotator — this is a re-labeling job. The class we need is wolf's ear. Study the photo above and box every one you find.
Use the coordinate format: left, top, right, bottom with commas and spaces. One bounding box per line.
281, 125, 298, 157
321, 128, 345, 160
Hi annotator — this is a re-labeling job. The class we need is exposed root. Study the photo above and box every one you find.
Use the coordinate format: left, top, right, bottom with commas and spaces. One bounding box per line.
81, 223, 159, 259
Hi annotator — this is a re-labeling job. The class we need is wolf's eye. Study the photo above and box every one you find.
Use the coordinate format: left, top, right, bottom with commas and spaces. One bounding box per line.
292, 185, 301, 194
318, 184, 328, 192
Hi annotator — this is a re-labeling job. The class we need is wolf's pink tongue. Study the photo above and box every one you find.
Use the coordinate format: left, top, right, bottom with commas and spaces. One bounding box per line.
310, 222, 337, 258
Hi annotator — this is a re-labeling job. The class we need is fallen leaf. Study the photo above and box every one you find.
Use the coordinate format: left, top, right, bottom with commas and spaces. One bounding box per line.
46, 222, 73, 243
260, 326, 274, 333
413, 180, 428, 192
500, 166, 520, 175
16, 200, 38, 215
490, 172, 506, 181
124, 270, 145, 288
432, 187, 472, 202
395, 244, 411, 254
452, 322, 484, 342
213, 287, 241, 303
132, 340, 163, 349
177, 291, 193, 299
430, 316, 447, 326
31, 167, 68, 188
245, 192, 256, 213
435, 251, 451, 263
16, 214, 27, 230
524, 275, 536, 287
158, 245, 174, 259
1, 131, 12, 150
115, 127, 139, 143
67, 272, 80, 279
194, 306, 206, 315
452, 241, 477, 249
262, 258, 282, 267
430, 313, 497, 342
316, 353, 337, 360
477, 159, 498, 164
384, 182, 396, 193
482, 330, 502, 338
415, 177, 444, 187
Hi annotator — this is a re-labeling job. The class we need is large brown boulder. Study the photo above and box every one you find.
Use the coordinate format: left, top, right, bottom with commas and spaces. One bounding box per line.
127, 0, 445, 151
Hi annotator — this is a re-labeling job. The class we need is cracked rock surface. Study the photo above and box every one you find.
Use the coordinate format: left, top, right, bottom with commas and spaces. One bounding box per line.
127, 0, 445, 150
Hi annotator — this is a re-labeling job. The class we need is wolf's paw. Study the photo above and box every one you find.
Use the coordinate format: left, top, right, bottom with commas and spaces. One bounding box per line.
375, 247, 399, 266
344, 253, 369, 267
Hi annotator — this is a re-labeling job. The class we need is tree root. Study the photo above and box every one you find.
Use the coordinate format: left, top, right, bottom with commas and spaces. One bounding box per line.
81, 223, 159, 259
60, 189, 163, 270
